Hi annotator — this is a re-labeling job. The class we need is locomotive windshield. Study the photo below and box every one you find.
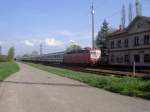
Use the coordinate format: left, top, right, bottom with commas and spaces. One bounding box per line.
90, 50, 101, 58
90, 51, 96, 56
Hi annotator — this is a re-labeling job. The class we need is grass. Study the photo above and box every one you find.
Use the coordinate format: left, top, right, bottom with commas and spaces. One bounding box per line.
27, 63, 150, 100
0, 62, 19, 81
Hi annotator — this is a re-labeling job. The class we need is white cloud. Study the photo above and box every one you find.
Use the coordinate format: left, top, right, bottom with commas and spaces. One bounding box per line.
24, 40, 34, 47
69, 40, 78, 45
45, 38, 62, 46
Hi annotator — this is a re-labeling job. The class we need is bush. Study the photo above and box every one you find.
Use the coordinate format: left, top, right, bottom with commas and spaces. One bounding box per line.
0, 55, 8, 62
139, 81, 150, 92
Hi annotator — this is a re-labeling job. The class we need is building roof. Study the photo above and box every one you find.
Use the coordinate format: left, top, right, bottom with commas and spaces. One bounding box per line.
126, 16, 150, 31
107, 16, 150, 37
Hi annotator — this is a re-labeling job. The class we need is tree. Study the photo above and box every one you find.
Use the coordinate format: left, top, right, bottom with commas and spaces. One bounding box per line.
8, 47, 15, 61
66, 45, 82, 53
96, 19, 109, 49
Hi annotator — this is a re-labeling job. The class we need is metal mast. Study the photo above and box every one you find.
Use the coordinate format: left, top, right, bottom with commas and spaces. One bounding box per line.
121, 4, 126, 28
136, 0, 142, 16
40, 44, 43, 55
0, 46, 1, 55
91, 1, 95, 49
129, 3, 133, 23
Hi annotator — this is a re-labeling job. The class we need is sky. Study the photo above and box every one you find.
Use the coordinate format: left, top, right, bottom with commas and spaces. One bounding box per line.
0, 0, 149, 56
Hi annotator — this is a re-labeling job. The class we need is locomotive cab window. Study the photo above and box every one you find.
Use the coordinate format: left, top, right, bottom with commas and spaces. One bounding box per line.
90, 51, 96, 56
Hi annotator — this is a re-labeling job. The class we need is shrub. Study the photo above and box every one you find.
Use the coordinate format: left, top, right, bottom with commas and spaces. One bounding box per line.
0, 55, 8, 62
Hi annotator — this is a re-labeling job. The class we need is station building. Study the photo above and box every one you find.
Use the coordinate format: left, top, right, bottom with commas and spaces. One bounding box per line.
107, 16, 150, 66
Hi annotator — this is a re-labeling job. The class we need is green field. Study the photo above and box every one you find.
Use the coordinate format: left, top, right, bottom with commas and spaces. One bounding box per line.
28, 63, 150, 99
0, 62, 19, 80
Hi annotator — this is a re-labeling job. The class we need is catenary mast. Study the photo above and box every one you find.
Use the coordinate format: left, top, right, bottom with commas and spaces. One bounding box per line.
136, 0, 142, 16
91, 0, 95, 49
128, 3, 133, 23
40, 44, 43, 55
0, 46, 1, 55
121, 4, 126, 28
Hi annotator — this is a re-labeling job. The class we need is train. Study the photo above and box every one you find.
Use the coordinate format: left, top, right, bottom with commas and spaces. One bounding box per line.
21, 48, 101, 65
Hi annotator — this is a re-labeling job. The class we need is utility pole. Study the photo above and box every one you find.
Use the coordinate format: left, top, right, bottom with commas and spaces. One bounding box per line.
0, 46, 1, 55
91, 0, 95, 49
40, 44, 43, 55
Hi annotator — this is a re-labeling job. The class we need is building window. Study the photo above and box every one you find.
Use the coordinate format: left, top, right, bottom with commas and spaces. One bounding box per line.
134, 55, 140, 63
117, 40, 122, 48
111, 55, 115, 63
144, 54, 150, 63
111, 41, 114, 49
134, 36, 139, 46
124, 55, 130, 63
124, 39, 128, 48
144, 35, 150, 45
117, 56, 123, 63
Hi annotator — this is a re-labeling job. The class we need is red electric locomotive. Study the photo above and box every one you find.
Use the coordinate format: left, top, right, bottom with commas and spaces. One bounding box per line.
64, 48, 101, 65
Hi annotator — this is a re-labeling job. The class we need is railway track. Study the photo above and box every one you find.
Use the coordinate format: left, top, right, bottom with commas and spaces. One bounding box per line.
41, 63, 150, 78
84, 68, 150, 78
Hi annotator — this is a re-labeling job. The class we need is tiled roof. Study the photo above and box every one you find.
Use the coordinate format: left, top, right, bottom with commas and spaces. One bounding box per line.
107, 29, 126, 36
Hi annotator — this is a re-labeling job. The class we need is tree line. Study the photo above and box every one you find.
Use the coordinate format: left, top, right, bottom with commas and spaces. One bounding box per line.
0, 47, 15, 62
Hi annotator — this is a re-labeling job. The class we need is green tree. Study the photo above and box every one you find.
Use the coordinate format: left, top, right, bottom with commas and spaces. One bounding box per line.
66, 45, 82, 53
8, 47, 15, 61
96, 19, 109, 49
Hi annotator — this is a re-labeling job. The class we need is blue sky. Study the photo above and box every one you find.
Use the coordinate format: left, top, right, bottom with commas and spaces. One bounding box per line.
0, 0, 149, 56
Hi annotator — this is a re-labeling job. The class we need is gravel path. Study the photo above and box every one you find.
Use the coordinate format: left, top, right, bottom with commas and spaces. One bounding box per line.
0, 62, 149, 112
